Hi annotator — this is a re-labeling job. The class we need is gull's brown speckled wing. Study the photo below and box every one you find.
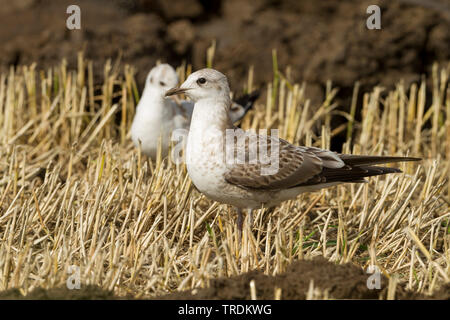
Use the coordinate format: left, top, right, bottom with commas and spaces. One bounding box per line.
224, 133, 421, 191
223, 134, 345, 190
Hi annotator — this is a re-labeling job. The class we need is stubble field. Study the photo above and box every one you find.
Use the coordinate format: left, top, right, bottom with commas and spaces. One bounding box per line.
0, 54, 448, 299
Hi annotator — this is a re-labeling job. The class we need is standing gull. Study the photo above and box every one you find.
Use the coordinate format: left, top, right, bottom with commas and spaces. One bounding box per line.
131, 64, 259, 159
166, 68, 421, 232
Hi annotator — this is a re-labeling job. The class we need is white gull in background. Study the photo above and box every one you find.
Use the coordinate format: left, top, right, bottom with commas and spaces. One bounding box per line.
165, 68, 421, 232
131, 64, 259, 159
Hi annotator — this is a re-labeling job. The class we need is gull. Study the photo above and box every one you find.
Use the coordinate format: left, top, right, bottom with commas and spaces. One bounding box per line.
166, 68, 421, 232
131, 64, 259, 159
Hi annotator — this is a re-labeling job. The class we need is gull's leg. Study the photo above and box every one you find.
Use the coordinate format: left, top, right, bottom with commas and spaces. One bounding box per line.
147, 157, 152, 177
236, 208, 244, 241
247, 209, 254, 228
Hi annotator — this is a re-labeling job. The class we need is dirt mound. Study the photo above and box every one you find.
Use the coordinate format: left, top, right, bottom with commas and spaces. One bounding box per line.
0, 285, 119, 300
1, 258, 447, 299
157, 258, 430, 300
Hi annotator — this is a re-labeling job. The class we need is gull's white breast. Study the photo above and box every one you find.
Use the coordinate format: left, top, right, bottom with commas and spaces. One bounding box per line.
131, 89, 184, 158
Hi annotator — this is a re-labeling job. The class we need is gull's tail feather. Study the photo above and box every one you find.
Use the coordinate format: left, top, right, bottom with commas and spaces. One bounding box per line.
300, 165, 403, 186
299, 156, 420, 187
235, 90, 260, 114
229, 90, 260, 124
323, 165, 403, 184
339, 155, 421, 167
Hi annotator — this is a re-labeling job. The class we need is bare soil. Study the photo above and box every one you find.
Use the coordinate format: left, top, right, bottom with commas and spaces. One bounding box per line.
1, 258, 448, 299
0, 0, 448, 98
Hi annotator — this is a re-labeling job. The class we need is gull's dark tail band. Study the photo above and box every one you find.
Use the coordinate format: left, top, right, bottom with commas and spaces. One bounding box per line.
235, 90, 260, 115
300, 155, 421, 186
339, 155, 422, 166
329, 155, 421, 183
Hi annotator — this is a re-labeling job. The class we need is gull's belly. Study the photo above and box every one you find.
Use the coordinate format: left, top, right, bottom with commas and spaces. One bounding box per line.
187, 162, 262, 208
186, 142, 227, 198
186, 150, 297, 208
185, 113, 315, 209
185, 136, 250, 206
131, 116, 172, 157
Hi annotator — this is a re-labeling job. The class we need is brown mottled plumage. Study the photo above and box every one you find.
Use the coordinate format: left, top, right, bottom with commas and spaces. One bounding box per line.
224, 135, 420, 190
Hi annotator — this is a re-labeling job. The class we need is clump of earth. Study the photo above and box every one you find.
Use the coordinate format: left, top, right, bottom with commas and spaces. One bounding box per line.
1, 258, 448, 299
1, 0, 448, 98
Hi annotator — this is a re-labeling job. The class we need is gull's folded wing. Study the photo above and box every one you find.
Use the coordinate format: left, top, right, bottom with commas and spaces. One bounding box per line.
224, 135, 421, 190
223, 136, 342, 190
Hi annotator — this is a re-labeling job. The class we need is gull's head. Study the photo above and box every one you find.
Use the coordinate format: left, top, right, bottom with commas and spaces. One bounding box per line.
145, 63, 179, 92
165, 68, 230, 102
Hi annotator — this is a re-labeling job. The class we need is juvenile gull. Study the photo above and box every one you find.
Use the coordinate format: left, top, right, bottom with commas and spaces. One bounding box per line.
166, 68, 421, 232
131, 64, 259, 159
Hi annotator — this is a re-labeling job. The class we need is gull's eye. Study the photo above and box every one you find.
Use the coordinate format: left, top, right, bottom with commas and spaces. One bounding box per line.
159, 81, 166, 86
197, 77, 206, 85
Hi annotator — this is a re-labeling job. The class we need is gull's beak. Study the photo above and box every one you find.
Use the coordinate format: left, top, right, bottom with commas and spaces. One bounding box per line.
165, 87, 189, 97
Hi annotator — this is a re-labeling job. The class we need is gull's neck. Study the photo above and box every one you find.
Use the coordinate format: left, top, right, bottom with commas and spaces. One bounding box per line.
186, 95, 233, 168
137, 85, 167, 115
190, 96, 233, 132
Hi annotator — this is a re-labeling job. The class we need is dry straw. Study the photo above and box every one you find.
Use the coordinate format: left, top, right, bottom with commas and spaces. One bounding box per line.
0, 53, 448, 298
